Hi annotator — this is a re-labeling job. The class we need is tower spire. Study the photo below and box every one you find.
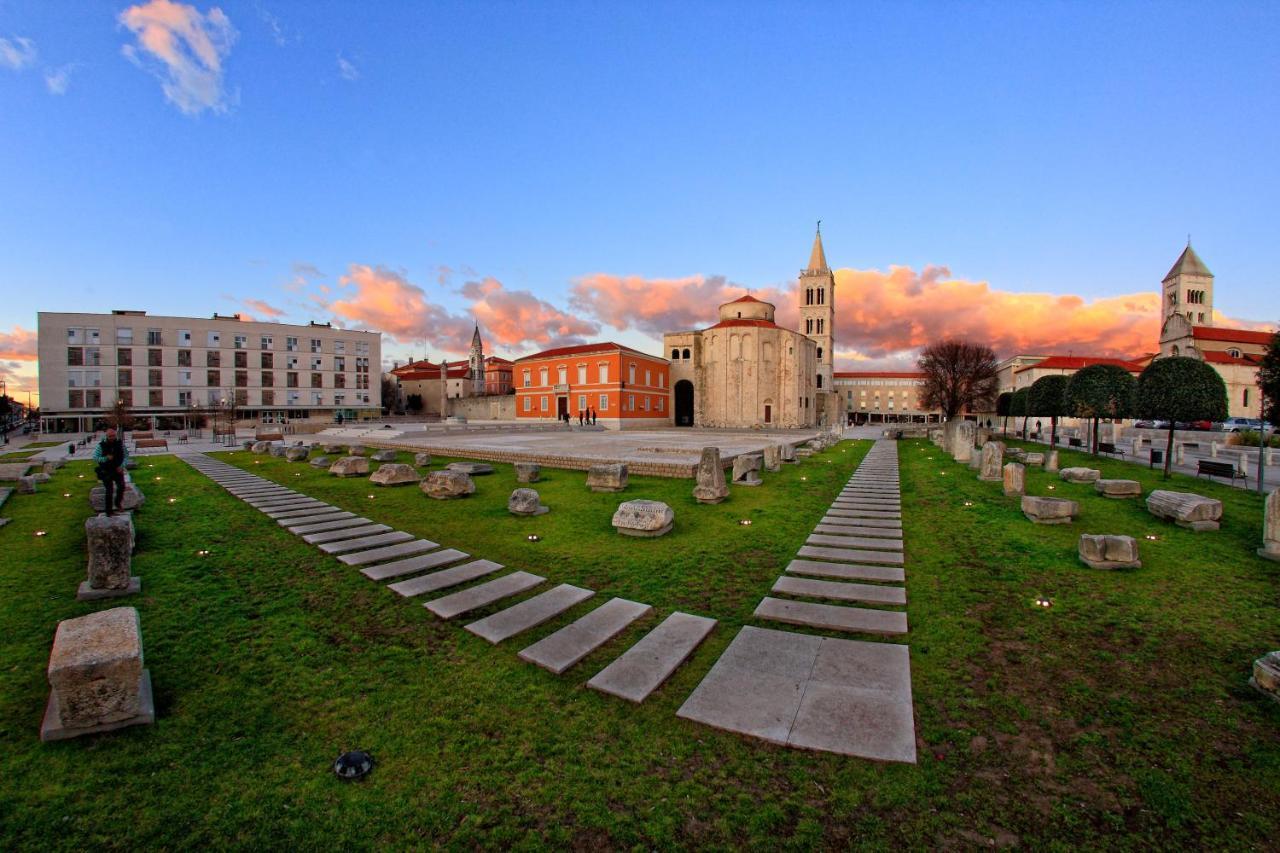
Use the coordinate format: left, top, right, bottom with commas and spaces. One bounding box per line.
807, 224, 828, 272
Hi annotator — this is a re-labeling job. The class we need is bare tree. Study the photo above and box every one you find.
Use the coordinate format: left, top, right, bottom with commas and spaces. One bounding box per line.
917, 340, 999, 420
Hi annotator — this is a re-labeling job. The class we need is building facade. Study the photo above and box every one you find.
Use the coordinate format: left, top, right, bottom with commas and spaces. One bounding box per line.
38, 310, 381, 432
1010, 356, 1144, 391
833, 371, 939, 423
514, 343, 670, 429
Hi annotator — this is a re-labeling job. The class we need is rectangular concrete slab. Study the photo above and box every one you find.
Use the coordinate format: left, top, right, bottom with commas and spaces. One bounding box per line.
772, 575, 907, 605
360, 548, 469, 580
825, 509, 900, 520
387, 559, 502, 597
285, 515, 366, 533
319, 530, 414, 555
797, 545, 904, 566
807, 534, 903, 551
813, 524, 903, 538
266, 505, 340, 521
518, 598, 653, 674
338, 538, 441, 567
425, 571, 545, 620
786, 558, 906, 583
587, 611, 717, 703
303, 523, 390, 544
820, 516, 901, 529
248, 497, 322, 508
754, 596, 908, 635
464, 583, 595, 644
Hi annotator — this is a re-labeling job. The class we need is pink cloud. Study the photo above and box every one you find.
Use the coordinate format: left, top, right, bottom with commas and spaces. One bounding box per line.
0, 326, 38, 361
242, 298, 284, 319
461, 277, 599, 351
570, 273, 794, 338
119, 0, 237, 114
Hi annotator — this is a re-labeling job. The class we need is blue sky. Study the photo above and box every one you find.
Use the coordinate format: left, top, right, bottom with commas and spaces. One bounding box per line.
2, 1, 1278, 400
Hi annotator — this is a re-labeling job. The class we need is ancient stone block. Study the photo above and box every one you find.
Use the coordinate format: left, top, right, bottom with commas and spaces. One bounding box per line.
323, 443, 345, 454
1078, 533, 1141, 569
285, 446, 309, 462
951, 421, 975, 462
250, 440, 272, 454
17, 475, 37, 494
414, 452, 433, 467
329, 456, 370, 477
1024, 452, 1044, 466
968, 451, 982, 470
370, 463, 421, 486
347, 445, 367, 456
1003, 462, 1025, 497
1021, 495, 1079, 525
978, 441, 1004, 482
762, 444, 781, 473
80, 514, 138, 600
32, 472, 52, 484
269, 445, 287, 457
612, 499, 674, 537
780, 444, 797, 463
1251, 651, 1280, 702
508, 487, 548, 516
693, 447, 729, 504
587, 463, 628, 492
1260, 489, 1280, 562
1146, 490, 1223, 531
446, 461, 494, 475
1095, 479, 1141, 499
732, 453, 763, 487
1060, 467, 1101, 484
1044, 449, 1059, 472
515, 462, 541, 483
43, 607, 152, 740
309, 455, 331, 468
371, 449, 398, 462
422, 470, 475, 499
89, 482, 145, 512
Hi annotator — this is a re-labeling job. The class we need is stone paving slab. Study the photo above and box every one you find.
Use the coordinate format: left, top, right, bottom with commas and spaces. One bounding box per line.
425, 571, 545, 620
234, 488, 293, 497
587, 611, 717, 703
248, 496, 320, 507
361, 547, 469, 580
834, 495, 899, 504
772, 575, 907, 605
318, 530, 414, 555
826, 509, 900, 520
464, 583, 594, 643
253, 500, 327, 512
303, 523, 390, 544
339, 538, 441, 567
388, 559, 503, 597
831, 503, 900, 513
753, 597, 908, 636
786, 559, 906, 583
285, 515, 367, 534
797, 545, 905, 566
806, 534, 904, 551
519, 598, 653, 674
267, 505, 340, 521
813, 524, 903, 538
820, 516, 902, 529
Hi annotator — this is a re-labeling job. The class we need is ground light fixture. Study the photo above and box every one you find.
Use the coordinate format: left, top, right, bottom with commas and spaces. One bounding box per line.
367, 494, 376, 500
963, 500, 974, 507
63, 492, 71, 498
196, 549, 211, 557
1144, 534, 1161, 541
526, 534, 541, 542
34, 530, 47, 537
800, 476, 807, 481
1034, 597, 1053, 609
168, 497, 177, 504
739, 519, 753, 526
333, 750, 373, 782
1047, 484, 1056, 490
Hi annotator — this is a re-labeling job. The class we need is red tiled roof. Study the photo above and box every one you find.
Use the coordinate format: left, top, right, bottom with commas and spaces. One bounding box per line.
515, 341, 665, 362
834, 371, 925, 379
1203, 350, 1261, 365
1191, 326, 1275, 346
707, 318, 779, 330
727, 294, 766, 304
1013, 356, 1143, 374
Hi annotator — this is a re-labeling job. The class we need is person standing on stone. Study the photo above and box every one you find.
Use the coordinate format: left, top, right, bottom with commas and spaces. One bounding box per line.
93, 427, 129, 516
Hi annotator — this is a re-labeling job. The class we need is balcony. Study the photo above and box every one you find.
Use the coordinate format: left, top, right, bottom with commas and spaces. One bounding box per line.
552, 383, 570, 393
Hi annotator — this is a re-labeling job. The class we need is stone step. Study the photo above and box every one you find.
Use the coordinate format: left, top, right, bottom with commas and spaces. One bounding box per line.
361, 548, 470, 581
518, 598, 653, 674
266, 505, 339, 521
233, 488, 292, 497
785, 559, 905, 583
338, 538, 440, 567
387, 559, 503, 597
586, 612, 717, 703
245, 493, 309, 504
797, 545, 905, 566
806, 534, 903, 551
819, 516, 902, 530
425, 571, 546, 620
464, 583, 595, 643
256, 501, 328, 513
772, 575, 907, 605
284, 515, 365, 534
318, 530, 414, 555
754, 597, 908, 635
303, 523, 390, 545
826, 509, 900, 520
831, 502, 900, 512
813, 524, 903, 538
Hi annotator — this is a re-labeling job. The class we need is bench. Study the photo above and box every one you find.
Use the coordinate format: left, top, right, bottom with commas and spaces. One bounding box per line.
1197, 459, 1242, 483
1069, 437, 1084, 448
134, 439, 168, 450
1098, 442, 1124, 458
131, 432, 154, 441
255, 432, 284, 442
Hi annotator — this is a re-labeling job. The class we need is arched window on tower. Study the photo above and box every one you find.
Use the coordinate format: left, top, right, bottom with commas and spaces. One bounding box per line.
682, 348, 690, 359
805, 318, 813, 334
671, 348, 679, 360
817, 288, 824, 305
817, 347, 823, 360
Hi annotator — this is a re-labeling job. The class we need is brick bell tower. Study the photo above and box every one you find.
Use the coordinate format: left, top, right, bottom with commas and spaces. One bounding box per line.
798, 223, 835, 392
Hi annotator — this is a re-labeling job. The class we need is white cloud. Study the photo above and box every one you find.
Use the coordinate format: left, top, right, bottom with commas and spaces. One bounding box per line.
337, 54, 359, 81
118, 0, 238, 115
0, 36, 38, 70
44, 64, 75, 95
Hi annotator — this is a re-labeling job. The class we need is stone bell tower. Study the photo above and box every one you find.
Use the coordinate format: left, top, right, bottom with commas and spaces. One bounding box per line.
468, 323, 485, 396
798, 224, 835, 393
1162, 240, 1215, 328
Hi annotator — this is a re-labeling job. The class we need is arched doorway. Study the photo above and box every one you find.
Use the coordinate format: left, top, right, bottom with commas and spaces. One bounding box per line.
674, 380, 694, 426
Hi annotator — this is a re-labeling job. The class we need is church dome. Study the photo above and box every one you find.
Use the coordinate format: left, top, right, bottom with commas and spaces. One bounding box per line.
719, 294, 775, 323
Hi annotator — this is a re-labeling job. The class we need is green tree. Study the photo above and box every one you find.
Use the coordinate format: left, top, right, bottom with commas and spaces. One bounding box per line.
1134, 356, 1228, 478
1010, 388, 1030, 438
1065, 364, 1137, 455
1028, 374, 1070, 451
1257, 330, 1280, 430
995, 391, 1012, 437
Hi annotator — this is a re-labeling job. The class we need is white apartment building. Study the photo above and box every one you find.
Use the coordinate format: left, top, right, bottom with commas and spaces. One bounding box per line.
37, 310, 381, 432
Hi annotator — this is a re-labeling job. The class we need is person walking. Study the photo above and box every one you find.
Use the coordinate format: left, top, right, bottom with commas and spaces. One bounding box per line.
93, 427, 129, 516
590, 407, 596, 425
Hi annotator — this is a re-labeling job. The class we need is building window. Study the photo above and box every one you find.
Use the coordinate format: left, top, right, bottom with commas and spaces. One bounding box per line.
628, 393, 635, 411
178, 329, 191, 346
207, 369, 220, 386
67, 327, 83, 345
599, 363, 609, 383
805, 318, 813, 334
557, 365, 567, 385
599, 394, 608, 411
578, 394, 587, 412
262, 371, 274, 387
523, 369, 531, 387
1228, 348, 1241, 358
68, 389, 84, 408
117, 347, 133, 366
287, 372, 298, 388
118, 389, 133, 407
261, 352, 273, 368
644, 369, 651, 386
260, 335, 273, 350
334, 356, 345, 372
523, 396, 531, 412
334, 374, 345, 388
117, 328, 133, 344
235, 351, 248, 368
817, 319, 824, 334
178, 350, 192, 367
148, 349, 162, 367
67, 347, 83, 366
311, 372, 323, 388
659, 373, 665, 388
207, 351, 220, 367
286, 337, 298, 351
262, 390, 275, 406
118, 368, 132, 386
207, 331, 220, 347
310, 338, 322, 353
643, 396, 650, 411
147, 328, 162, 345
149, 369, 162, 387
234, 335, 246, 349
149, 389, 163, 407
179, 370, 192, 386
335, 340, 346, 354
577, 365, 587, 384
235, 371, 248, 388
312, 391, 323, 406
540, 396, 548, 411
1244, 388, 1251, 407
817, 347, 823, 360
817, 375, 823, 389
178, 390, 192, 407
310, 356, 323, 371
681, 349, 690, 360
657, 397, 664, 412
671, 348, 680, 360
627, 363, 635, 384
817, 287, 824, 305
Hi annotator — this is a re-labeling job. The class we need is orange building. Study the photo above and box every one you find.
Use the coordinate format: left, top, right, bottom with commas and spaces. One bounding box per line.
515, 342, 670, 429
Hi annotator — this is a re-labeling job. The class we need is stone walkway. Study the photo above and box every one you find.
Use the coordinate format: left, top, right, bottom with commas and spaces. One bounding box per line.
180, 454, 716, 704
677, 440, 916, 762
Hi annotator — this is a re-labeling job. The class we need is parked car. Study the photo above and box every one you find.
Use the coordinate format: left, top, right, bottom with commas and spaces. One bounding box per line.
1173, 420, 1213, 431
1220, 417, 1264, 432
1134, 420, 1170, 430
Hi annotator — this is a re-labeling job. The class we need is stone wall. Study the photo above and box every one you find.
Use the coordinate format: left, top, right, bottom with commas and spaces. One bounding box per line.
446, 395, 516, 421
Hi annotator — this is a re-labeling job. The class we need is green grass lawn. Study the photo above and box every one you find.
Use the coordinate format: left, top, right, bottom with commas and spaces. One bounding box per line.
0, 449, 42, 460
1, 439, 1277, 848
